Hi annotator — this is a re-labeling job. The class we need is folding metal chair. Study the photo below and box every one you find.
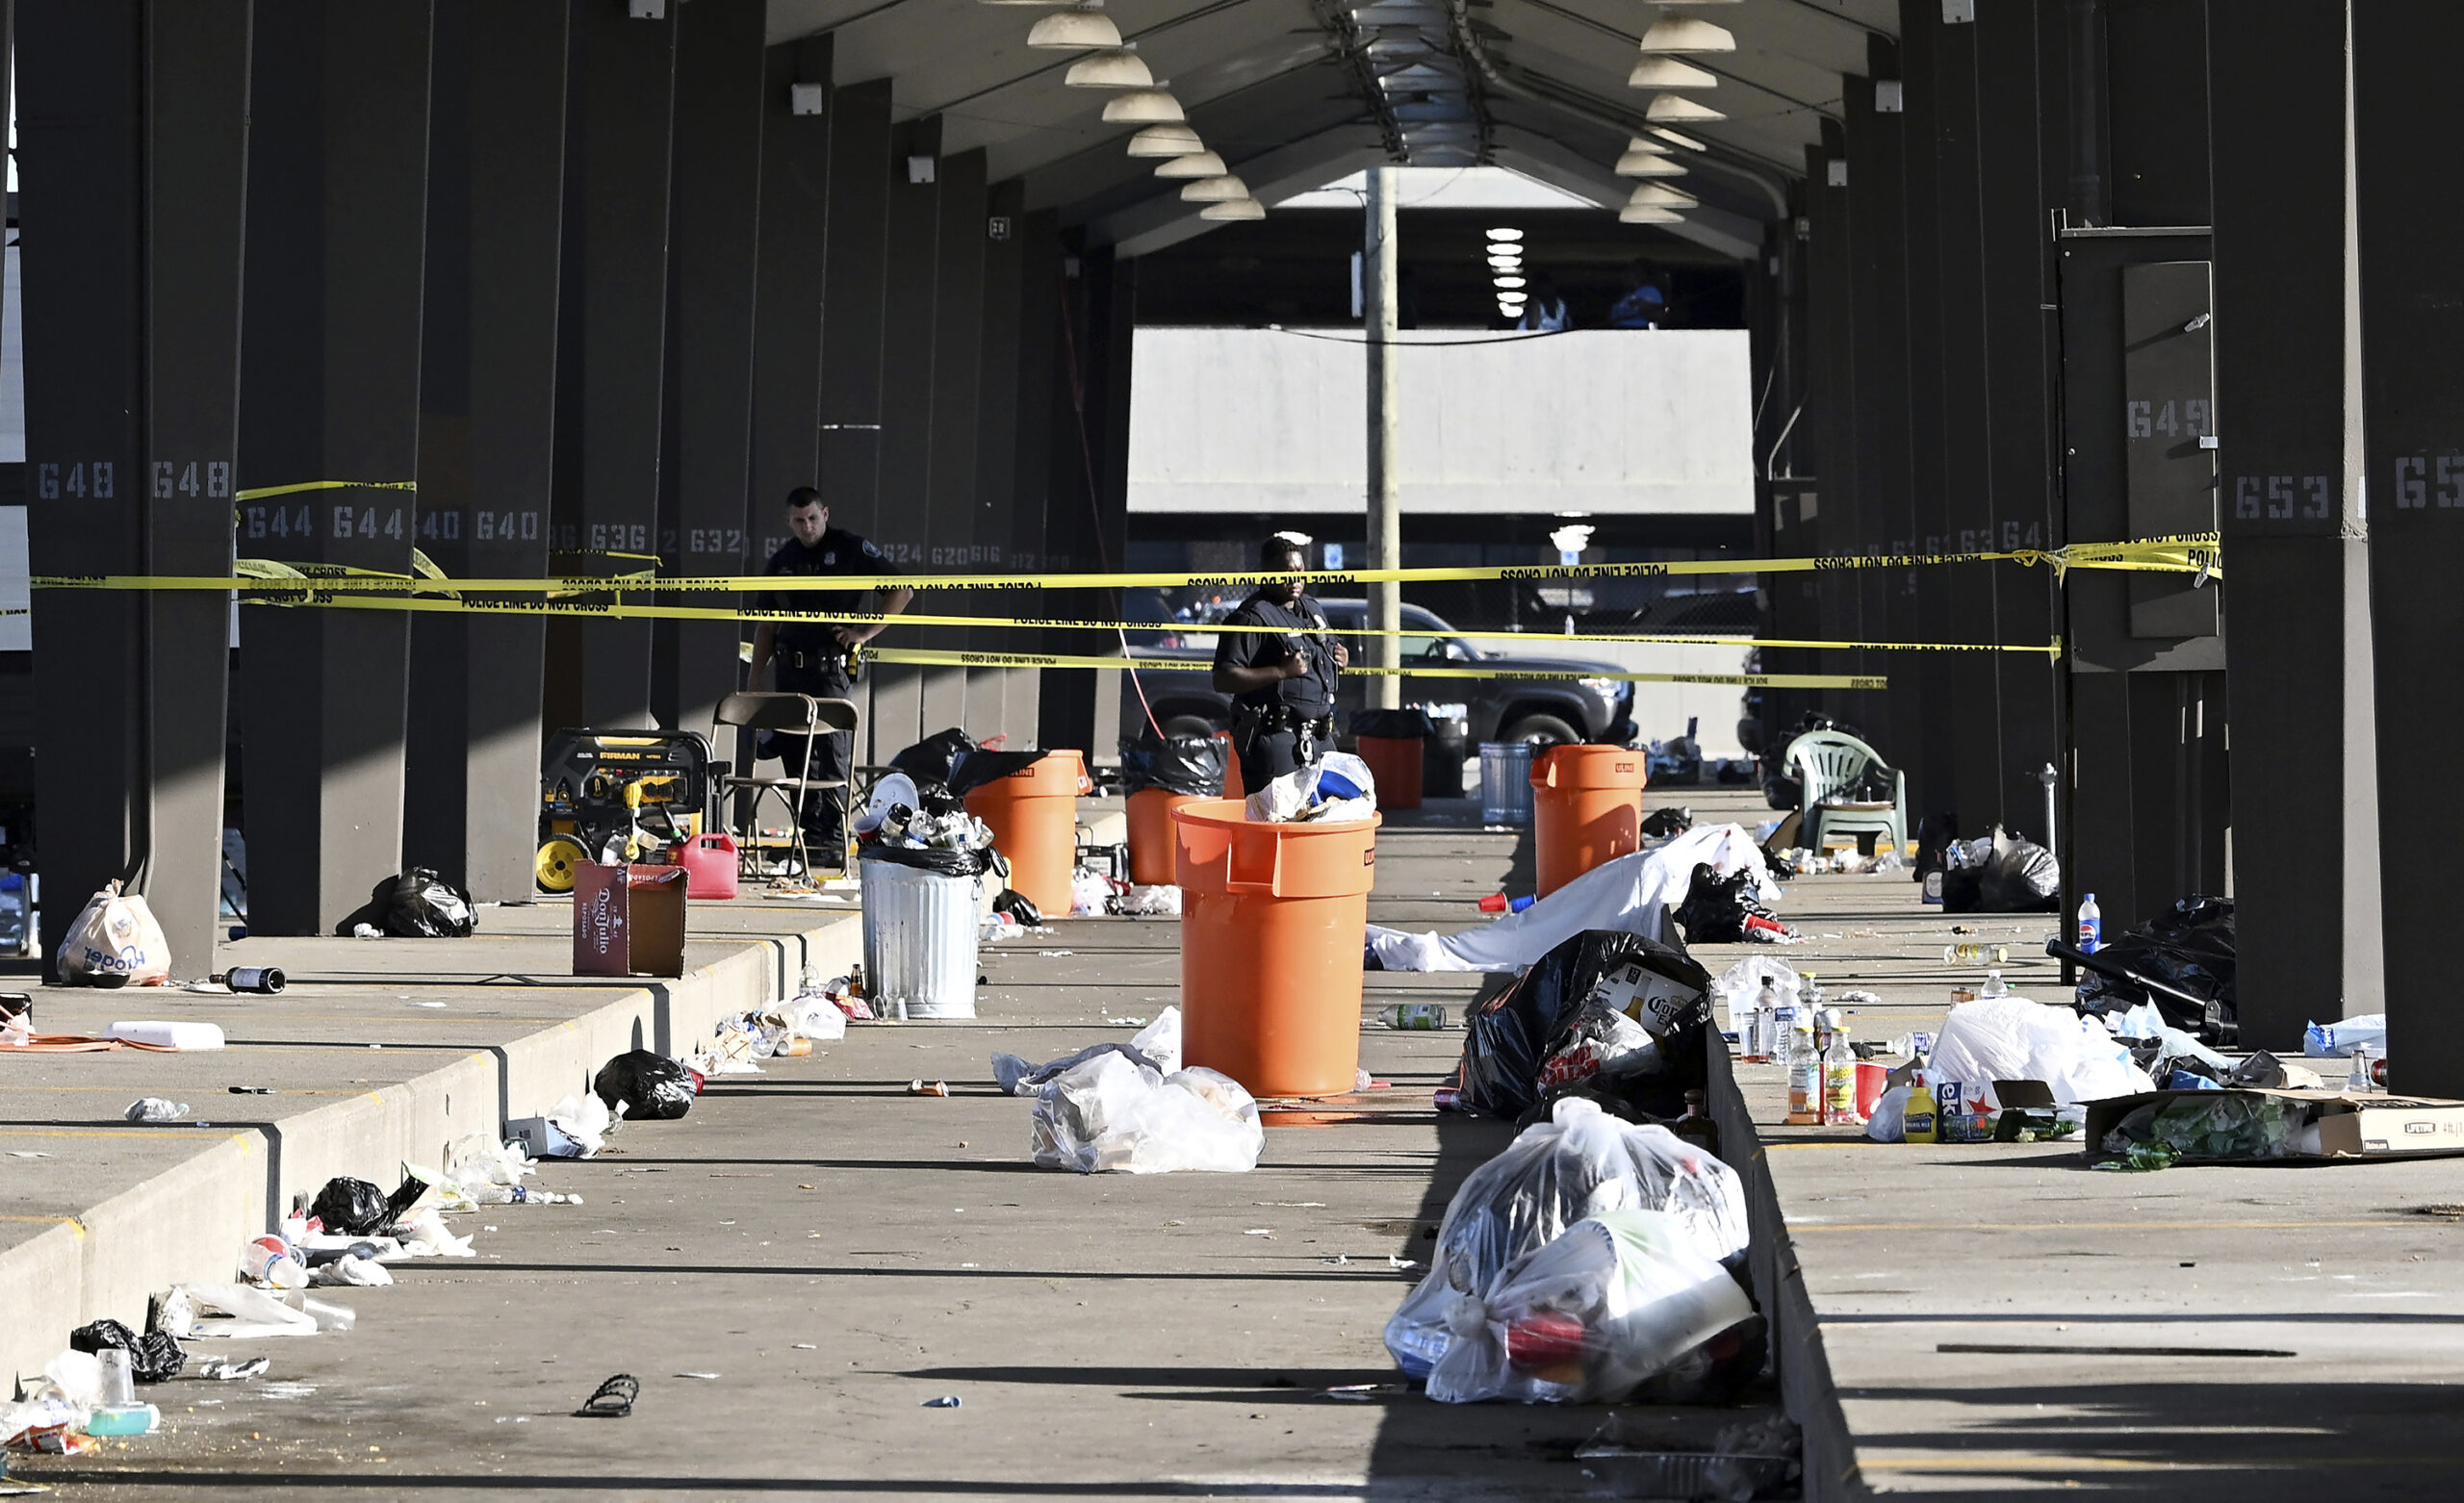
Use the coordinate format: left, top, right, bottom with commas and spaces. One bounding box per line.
714, 692, 862, 879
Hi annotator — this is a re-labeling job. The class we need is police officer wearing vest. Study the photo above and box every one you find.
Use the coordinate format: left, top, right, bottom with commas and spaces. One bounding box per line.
1212, 535, 1348, 790
747, 487, 913, 865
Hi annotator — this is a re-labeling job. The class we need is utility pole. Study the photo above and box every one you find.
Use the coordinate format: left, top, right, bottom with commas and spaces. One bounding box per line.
1364, 165, 1401, 709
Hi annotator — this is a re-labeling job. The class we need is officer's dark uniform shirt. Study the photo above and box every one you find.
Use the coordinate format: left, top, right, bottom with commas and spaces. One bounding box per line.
759, 527, 898, 667
1212, 589, 1339, 719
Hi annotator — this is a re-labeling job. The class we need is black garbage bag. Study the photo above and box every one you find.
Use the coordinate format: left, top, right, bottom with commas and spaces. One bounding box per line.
334, 868, 477, 938
309, 1174, 425, 1236
2075, 895, 2237, 1039
1640, 805, 1694, 839
1448, 930, 1712, 1120
70, 1318, 187, 1385
1349, 707, 1434, 740
946, 749, 1051, 798
1119, 734, 1227, 797
1673, 863, 1781, 944
858, 843, 991, 879
594, 1049, 695, 1120
890, 727, 976, 786
992, 888, 1044, 927
1945, 832, 2063, 913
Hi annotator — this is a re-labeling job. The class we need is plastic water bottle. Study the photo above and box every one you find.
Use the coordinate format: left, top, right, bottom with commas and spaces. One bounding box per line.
1772, 990, 1802, 1073
1744, 979, 1777, 1062
1980, 970, 2009, 999
1786, 1012, 1821, 1125
1822, 1029, 1858, 1126
1941, 943, 2009, 965
1377, 1004, 1449, 1031
2077, 892, 2102, 954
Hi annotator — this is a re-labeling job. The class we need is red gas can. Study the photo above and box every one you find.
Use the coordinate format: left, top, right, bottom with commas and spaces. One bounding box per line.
680, 832, 740, 901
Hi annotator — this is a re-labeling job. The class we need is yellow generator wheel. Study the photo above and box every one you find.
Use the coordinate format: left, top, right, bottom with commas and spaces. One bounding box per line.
535, 836, 590, 893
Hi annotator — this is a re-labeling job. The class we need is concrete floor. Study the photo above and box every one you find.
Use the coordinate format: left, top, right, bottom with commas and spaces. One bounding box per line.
13, 785, 2461, 1499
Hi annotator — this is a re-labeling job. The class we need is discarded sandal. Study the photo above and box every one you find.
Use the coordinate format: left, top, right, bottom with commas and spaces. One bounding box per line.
576, 1373, 638, 1418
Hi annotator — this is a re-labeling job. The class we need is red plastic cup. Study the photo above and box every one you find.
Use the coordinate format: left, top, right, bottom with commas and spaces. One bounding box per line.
1855, 1061, 1886, 1119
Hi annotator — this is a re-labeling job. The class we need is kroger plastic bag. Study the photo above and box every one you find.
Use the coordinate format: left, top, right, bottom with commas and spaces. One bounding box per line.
1386, 1099, 1748, 1379
1029, 1050, 1264, 1173
1928, 996, 2155, 1108
56, 879, 173, 986
1427, 1209, 1756, 1405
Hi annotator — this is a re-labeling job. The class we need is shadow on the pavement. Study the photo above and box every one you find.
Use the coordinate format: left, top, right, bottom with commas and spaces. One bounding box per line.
463, 1261, 1416, 1283
21, 1473, 1375, 1495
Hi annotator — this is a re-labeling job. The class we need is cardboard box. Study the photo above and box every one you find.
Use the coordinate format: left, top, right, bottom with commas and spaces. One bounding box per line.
573, 862, 687, 979
2083, 1086, 2464, 1165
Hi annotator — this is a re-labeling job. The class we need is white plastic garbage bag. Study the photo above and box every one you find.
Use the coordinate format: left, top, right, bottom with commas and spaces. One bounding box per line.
1070, 867, 1115, 916
1426, 1209, 1757, 1405
2304, 1013, 2386, 1057
783, 996, 850, 1042
57, 879, 172, 986
1029, 1050, 1264, 1173
1865, 1084, 1911, 1143
1245, 752, 1377, 824
1711, 957, 1800, 1035
1367, 825, 1776, 973
991, 1006, 1183, 1093
165, 1284, 321, 1339
1928, 996, 2155, 1108
1386, 1099, 1749, 1379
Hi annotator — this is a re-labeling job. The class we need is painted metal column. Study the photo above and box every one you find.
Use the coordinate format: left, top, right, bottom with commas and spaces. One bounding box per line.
573, 0, 677, 728
813, 78, 893, 757
1842, 40, 1908, 764
921, 145, 990, 740
141, 0, 251, 965
236, 0, 434, 934
17, 0, 146, 956
405, 0, 570, 903
970, 178, 1037, 743
1364, 165, 1401, 711
2353, 0, 2464, 1091
867, 114, 944, 761
667, 0, 768, 743
2210, 0, 2378, 1047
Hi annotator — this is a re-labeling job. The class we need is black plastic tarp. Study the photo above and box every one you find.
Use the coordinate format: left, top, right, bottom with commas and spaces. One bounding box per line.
2074, 895, 2236, 1039
946, 750, 1051, 797
1449, 929, 1712, 1121
1349, 707, 1434, 740
860, 843, 992, 878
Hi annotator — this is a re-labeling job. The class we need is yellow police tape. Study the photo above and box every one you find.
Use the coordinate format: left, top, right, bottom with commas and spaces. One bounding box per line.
229, 587, 1881, 689
31, 531, 2220, 598
232, 479, 421, 502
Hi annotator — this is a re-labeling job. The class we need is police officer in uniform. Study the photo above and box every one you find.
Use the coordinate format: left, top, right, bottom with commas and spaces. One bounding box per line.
747, 487, 913, 866
1211, 535, 1349, 790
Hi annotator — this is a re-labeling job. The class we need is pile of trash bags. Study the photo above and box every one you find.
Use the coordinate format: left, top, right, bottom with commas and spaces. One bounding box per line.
1672, 863, 1791, 945
992, 1007, 1267, 1175
1385, 1099, 1759, 1406
1935, 829, 2061, 914
1448, 929, 1714, 1125
335, 867, 477, 938
2070, 895, 2236, 1042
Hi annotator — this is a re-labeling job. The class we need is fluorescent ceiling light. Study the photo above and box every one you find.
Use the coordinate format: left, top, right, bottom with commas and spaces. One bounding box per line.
1493, 275, 1527, 289
1153, 151, 1227, 178
1620, 205, 1683, 223
1065, 49, 1151, 87
1629, 58, 1717, 89
1180, 174, 1251, 202
1027, 9, 1121, 47
1486, 226, 1525, 242
1102, 89, 1184, 122
1647, 94, 1726, 122
1125, 123, 1205, 156
1649, 126, 1708, 151
1627, 183, 1699, 208
1616, 150, 1687, 177
1199, 197, 1266, 220
1636, 16, 1735, 53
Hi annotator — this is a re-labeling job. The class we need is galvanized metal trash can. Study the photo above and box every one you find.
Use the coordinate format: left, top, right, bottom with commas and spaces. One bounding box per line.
858, 847, 986, 1020
1479, 741, 1536, 826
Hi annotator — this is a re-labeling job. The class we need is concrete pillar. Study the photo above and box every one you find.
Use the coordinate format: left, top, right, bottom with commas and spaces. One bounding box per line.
236, 1, 433, 935
2353, 1, 2464, 1091
814, 79, 893, 757
1364, 166, 1402, 712
572, 0, 677, 729
18, 0, 147, 955
1842, 38, 1909, 765
405, 0, 570, 904
1036, 244, 1133, 757
921, 145, 990, 741
968, 178, 1036, 744
1799, 128, 1854, 726
1894, 8, 1958, 826
2210, 0, 2379, 1046
666, 0, 767, 744
867, 115, 944, 762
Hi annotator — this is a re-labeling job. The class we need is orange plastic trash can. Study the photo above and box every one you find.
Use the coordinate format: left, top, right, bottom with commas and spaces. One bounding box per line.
1354, 736, 1424, 809
1173, 800, 1381, 1097
963, 749, 1085, 915
1528, 745, 1648, 898
1126, 787, 1200, 885
1216, 729, 1245, 802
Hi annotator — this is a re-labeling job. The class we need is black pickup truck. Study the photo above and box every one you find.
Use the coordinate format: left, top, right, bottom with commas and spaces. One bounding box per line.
1119, 599, 1637, 747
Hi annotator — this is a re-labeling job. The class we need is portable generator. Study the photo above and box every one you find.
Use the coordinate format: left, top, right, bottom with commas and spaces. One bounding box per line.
536, 727, 717, 892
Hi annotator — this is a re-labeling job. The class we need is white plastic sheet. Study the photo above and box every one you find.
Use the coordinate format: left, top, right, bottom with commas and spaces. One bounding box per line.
1367, 825, 1778, 973
1928, 996, 2155, 1108
1028, 1050, 1264, 1174
991, 1006, 1183, 1094
1245, 752, 1377, 824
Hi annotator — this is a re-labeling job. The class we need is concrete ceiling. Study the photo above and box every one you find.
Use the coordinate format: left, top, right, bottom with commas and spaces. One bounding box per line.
765, 0, 1895, 259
